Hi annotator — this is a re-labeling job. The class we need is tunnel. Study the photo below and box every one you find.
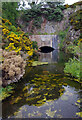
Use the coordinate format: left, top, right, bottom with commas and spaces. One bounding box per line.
39, 46, 54, 53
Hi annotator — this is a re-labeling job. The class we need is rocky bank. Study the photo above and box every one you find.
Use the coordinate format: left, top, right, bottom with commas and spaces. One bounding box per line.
17, 5, 81, 43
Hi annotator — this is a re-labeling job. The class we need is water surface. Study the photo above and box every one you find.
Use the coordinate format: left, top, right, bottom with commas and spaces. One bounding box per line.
2, 50, 81, 119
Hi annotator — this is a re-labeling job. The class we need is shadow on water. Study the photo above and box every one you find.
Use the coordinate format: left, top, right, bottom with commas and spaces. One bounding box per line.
2, 50, 81, 119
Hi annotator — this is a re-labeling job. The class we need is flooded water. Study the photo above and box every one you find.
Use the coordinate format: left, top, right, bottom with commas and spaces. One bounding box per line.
2, 50, 81, 119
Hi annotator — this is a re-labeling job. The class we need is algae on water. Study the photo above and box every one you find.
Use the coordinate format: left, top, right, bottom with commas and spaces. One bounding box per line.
32, 61, 48, 66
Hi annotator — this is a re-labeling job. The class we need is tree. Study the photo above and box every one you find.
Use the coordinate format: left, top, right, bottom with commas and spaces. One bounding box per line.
28, 2, 42, 9
2, 2, 19, 26
47, 1, 65, 8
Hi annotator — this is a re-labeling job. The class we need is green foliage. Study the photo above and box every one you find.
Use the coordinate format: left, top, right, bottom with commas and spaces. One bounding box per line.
58, 31, 66, 50
69, 10, 82, 31
44, 8, 63, 21
32, 41, 38, 50
21, 3, 64, 29
2, 17, 33, 56
57, 5, 66, 10
22, 8, 43, 28
37, 32, 55, 35
58, 27, 70, 50
33, 16, 43, 28
28, 2, 42, 9
2, 2, 19, 26
64, 58, 80, 80
67, 44, 80, 56
47, 2, 64, 8
0, 85, 14, 101
42, 10, 49, 15
8, 25, 17, 32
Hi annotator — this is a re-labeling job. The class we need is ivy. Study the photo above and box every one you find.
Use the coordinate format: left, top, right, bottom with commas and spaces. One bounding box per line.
21, 7, 64, 29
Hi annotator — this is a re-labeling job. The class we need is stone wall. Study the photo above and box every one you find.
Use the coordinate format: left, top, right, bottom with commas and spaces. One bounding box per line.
18, 5, 81, 35
29, 35, 59, 49
17, 5, 81, 46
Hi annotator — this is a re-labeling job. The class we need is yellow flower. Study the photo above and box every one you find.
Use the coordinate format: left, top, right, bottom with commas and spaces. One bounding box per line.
5, 43, 16, 51
15, 47, 21, 53
71, 19, 73, 23
75, 21, 78, 23
2, 28, 9, 35
0, 25, 2, 28
27, 49, 33, 56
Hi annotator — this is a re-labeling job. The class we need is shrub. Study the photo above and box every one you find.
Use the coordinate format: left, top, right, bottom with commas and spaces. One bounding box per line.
42, 10, 49, 15
69, 10, 82, 31
2, 2, 19, 26
21, 7, 64, 28
33, 16, 43, 28
58, 28, 69, 50
47, 15, 54, 21
64, 58, 80, 80
57, 5, 66, 10
9, 25, 17, 32
58, 30, 67, 50
2, 50, 26, 86
67, 44, 80, 56
1, 17, 33, 56
32, 41, 38, 50
0, 85, 14, 100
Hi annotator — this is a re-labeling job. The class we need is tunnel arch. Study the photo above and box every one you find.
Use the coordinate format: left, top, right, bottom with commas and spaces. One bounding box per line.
39, 46, 54, 53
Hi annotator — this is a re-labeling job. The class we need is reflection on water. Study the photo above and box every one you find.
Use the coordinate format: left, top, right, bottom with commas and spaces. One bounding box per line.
39, 50, 72, 63
2, 50, 81, 119
52, 50, 59, 62
39, 50, 59, 63
39, 52, 53, 63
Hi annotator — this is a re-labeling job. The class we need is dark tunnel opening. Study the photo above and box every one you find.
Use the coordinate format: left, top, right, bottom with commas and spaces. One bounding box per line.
39, 46, 54, 53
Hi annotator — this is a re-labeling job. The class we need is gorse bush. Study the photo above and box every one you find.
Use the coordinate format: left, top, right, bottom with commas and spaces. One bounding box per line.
64, 58, 80, 81
32, 41, 38, 50
69, 10, 82, 31
1, 17, 33, 56
9, 25, 17, 32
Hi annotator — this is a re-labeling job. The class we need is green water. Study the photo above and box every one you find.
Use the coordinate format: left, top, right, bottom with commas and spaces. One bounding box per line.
2, 50, 81, 118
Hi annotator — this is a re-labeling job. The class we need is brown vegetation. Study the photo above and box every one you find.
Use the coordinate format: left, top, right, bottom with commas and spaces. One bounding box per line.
1, 50, 26, 86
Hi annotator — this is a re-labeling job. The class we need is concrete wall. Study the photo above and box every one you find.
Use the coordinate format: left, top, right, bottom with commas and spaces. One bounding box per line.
29, 35, 59, 49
